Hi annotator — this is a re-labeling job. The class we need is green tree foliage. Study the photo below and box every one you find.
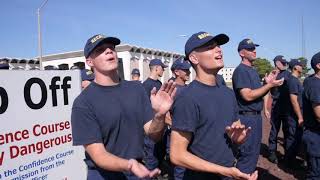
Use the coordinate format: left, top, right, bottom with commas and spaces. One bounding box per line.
297, 57, 310, 77
253, 58, 274, 79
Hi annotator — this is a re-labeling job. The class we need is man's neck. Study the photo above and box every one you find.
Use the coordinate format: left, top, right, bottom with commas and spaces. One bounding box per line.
149, 73, 159, 80
94, 70, 120, 86
195, 68, 218, 86
315, 71, 320, 79
241, 58, 253, 67
292, 71, 300, 78
174, 77, 185, 86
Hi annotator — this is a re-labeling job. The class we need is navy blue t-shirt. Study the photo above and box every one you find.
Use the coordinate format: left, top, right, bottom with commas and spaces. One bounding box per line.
271, 70, 291, 114
287, 75, 303, 116
142, 78, 162, 98
303, 76, 320, 130
71, 81, 154, 169
217, 74, 226, 86
171, 80, 238, 178
232, 63, 263, 112
303, 74, 315, 88
270, 70, 291, 99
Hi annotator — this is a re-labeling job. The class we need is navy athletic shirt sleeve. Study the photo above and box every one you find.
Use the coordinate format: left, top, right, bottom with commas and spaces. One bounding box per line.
303, 77, 320, 129
288, 76, 303, 108
142, 78, 162, 99
232, 64, 263, 112
288, 76, 300, 95
309, 84, 320, 106
72, 98, 103, 145
171, 94, 199, 133
232, 67, 251, 90
71, 81, 154, 161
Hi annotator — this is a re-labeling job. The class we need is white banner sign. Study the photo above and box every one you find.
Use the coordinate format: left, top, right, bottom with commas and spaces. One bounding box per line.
0, 70, 86, 180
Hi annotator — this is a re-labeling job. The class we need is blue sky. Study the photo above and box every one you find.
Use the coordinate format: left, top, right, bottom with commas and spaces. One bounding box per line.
0, 0, 319, 67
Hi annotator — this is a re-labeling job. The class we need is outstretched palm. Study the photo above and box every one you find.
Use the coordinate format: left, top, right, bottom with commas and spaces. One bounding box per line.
150, 81, 177, 116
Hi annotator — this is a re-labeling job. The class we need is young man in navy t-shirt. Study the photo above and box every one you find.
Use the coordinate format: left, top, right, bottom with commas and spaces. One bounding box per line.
131, 68, 141, 81
164, 57, 191, 179
71, 34, 176, 180
284, 59, 304, 167
170, 31, 258, 180
302, 52, 320, 179
143, 59, 168, 98
264, 55, 291, 164
232, 39, 284, 174
142, 58, 168, 172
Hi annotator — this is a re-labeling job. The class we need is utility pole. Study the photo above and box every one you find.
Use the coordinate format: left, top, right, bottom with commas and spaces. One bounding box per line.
37, 0, 49, 70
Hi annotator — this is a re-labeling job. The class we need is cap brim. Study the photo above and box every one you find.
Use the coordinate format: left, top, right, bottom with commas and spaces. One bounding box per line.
211, 34, 230, 45
201, 34, 230, 48
99, 37, 121, 46
86, 37, 121, 58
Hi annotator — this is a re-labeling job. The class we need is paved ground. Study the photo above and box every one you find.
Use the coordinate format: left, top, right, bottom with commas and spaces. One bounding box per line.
257, 113, 306, 180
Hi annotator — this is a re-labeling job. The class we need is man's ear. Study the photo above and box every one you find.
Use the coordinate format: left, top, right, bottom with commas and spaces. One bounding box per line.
174, 69, 179, 76
86, 57, 94, 68
188, 52, 199, 66
239, 49, 245, 58
316, 63, 320, 70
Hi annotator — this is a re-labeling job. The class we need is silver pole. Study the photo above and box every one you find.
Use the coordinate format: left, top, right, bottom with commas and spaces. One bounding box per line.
37, 0, 49, 70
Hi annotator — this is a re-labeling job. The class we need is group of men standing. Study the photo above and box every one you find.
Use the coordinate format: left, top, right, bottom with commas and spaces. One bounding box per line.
71, 32, 320, 180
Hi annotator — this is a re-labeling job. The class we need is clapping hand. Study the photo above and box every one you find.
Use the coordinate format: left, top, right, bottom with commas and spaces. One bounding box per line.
150, 81, 177, 116
225, 120, 251, 144
128, 159, 161, 178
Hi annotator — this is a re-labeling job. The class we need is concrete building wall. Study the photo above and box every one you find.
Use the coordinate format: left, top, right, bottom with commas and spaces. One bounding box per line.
218, 67, 235, 82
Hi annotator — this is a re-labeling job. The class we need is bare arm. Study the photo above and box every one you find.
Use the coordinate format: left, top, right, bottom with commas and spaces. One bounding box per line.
239, 71, 283, 102
313, 104, 320, 123
240, 84, 273, 102
85, 143, 129, 172
263, 93, 271, 119
144, 114, 166, 142
84, 143, 160, 178
290, 94, 304, 125
170, 130, 252, 179
144, 81, 177, 142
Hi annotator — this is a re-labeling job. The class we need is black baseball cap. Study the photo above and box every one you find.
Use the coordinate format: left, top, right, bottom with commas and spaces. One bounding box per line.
185, 31, 229, 57
131, 68, 140, 75
84, 34, 120, 58
311, 51, 320, 70
288, 59, 303, 69
273, 55, 288, 64
149, 59, 168, 68
238, 38, 259, 51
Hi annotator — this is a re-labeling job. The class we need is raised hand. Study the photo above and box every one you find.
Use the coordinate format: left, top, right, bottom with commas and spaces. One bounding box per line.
264, 70, 284, 87
264, 70, 278, 84
225, 120, 251, 144
150, 81, 177, 116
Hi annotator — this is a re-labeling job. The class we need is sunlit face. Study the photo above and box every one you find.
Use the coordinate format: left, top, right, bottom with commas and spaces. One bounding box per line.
86, 43, 118, 74
275, 61, 287, 71
131, 74, 140, 81
174, 69, 191, 82
156, 65, 165, 77
190, 42, 224, 71
294, 65, 303, 77
240, 48, 257, 62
